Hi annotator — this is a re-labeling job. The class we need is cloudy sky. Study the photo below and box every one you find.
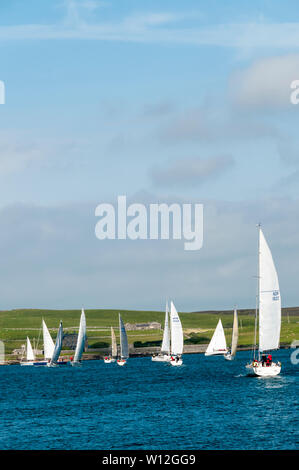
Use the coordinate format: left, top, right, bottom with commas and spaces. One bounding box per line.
0, 0, 299, 311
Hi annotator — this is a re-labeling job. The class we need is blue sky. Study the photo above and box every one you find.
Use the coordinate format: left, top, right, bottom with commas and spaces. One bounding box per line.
0, 0, 299, 310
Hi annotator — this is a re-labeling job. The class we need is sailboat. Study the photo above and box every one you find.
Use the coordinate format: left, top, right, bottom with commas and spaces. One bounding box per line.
117, 314, 129, 366
104, 327, 117, 363
169, 301, 184, 366
43, 319, 55, 363
152, 302, 171, 362
20, 337, 36, 366
224, 308, 239, 360
205, 319, 228, 356
29, 319, 54, 366
71, 309, 86, 366
247, 225, 282, 377
47, 321, 64, 367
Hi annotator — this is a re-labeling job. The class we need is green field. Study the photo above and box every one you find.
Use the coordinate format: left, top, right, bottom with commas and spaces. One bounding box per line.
0, 306, 298, 358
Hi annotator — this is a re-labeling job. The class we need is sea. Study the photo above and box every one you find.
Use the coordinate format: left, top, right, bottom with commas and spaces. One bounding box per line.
0, 349, 298, 450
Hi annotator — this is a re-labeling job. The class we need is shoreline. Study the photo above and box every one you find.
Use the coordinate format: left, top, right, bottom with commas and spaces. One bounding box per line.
1, 344, 292, 365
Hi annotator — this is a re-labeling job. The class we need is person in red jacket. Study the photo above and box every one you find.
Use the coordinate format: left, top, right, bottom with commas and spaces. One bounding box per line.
267, 354, 272, 365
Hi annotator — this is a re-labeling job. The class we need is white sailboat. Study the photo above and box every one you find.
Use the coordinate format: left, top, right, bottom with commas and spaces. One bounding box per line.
205, 319, 228, 356
152, 302, 171, 362
117, 314, 129, 366
224, 308, 239, 360
47, 321, 64, 367
20, 337, 35, 366
104, 327, 117, 363
71, 309, 86, 366
247, 225, 282, 377
169, 301, 184, 366
43, 319, 55, 363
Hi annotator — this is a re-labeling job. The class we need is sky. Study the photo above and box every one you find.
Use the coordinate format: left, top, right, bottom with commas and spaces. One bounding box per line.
0, 0, 299, 311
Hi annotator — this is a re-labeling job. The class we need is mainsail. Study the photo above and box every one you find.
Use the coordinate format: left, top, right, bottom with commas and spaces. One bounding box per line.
170, 301, 183, 355
205, 319, 227, 355
230, 309, 239, 357
49, 321, 63, 365
111, 327, 117, 358
258, 228, 281, 352
73, 309, 86, 363
42, 319, 55, 360
26, 337, 35, 361
119, 314, 129, 359
161, 302, 170, 354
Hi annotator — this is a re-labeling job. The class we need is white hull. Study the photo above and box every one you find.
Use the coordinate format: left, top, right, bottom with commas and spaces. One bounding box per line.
104, 358, 116, 363
247, 362, 281, 377
117, 359, 126, 366
151, 354, 171, 362
205, 350, 228, 356
170, 358, 183, 366
224, 353, 234, 361
70, 361, 82, 367
20, 361, 34, 366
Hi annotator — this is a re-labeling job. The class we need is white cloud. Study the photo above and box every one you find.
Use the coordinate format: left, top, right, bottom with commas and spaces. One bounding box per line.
231, 54, 299, 108
0, 141, 43, 176
0, 132, 86, 177
158, 106, 278, 143
151, 156, 235, 188
2, 10, 299, 49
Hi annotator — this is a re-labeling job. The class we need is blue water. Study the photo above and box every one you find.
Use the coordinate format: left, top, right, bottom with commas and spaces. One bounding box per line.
0, 349, 298, 450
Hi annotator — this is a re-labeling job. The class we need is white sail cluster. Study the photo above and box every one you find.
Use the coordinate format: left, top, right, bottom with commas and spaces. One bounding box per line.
18, 225, 282, 374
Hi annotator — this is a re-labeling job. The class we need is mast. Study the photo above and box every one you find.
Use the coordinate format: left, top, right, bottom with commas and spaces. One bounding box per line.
119, 313, 122, 358
253, 224, 261, 361
161, 301, 170, 355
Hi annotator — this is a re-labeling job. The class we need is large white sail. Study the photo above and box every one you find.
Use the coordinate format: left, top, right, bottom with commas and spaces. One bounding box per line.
119, 314, 129, 359
73, 309, 86, 363
26, 337, 35, 361
170, 301, 183, 355
50, 321, 63, 365
230, 309, 239, 357
111, 327, 117, 358
42, 319, 55, 360
161, 302, 170, 354
259, 228, 281, 352
205, 319, 227, 355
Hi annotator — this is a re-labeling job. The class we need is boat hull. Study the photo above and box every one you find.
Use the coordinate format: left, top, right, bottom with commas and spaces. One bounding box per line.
46, 360, 68, 367
70, 361, 82, 367
117, 359, 127, 366
224, 353, 234, 361
20, 361, 35, 366
170, 358, 183, 366
151, 354, 171, 362
247, 362, 281, 377
205, 350, 228, 356
104, 358, 116, 363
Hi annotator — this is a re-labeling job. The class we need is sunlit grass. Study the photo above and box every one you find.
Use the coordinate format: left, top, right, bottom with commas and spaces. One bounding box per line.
1, 307, 298, 354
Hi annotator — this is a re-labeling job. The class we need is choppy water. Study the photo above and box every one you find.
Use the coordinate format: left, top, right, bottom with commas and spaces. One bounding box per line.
0, 349, 298, 450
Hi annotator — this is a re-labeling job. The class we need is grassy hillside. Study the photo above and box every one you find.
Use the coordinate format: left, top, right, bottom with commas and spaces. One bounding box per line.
0, 307, 298, 356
